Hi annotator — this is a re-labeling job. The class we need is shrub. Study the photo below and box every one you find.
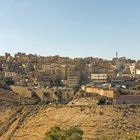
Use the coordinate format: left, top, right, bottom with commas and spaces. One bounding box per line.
5, 77, 15, 85
44, 126, 83, 140
44, 126, 62, 140
64, 126, 83, 140
97, 97, 106, 105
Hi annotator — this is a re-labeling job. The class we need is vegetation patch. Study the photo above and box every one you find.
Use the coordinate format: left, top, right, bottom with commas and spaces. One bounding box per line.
44, 125, 83, 140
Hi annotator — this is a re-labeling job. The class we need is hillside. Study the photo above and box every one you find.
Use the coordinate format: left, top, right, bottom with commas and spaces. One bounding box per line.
0, 104, 140, 140
0, 88, 37, 106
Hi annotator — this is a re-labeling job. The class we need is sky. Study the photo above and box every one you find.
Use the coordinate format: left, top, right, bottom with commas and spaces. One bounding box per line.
0, 0, 140, 60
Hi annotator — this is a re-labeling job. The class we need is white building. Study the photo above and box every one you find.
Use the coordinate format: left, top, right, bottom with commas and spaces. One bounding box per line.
91, 73, 108, 83
136, 69, 140, 75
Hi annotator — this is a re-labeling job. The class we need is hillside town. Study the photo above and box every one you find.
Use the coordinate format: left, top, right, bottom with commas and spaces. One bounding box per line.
0, 52, 140, 140
0, 52, 140, 105
1, 0, 140, 139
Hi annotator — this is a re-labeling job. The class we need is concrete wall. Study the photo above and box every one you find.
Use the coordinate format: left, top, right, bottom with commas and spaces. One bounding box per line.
84, 87, 117, 98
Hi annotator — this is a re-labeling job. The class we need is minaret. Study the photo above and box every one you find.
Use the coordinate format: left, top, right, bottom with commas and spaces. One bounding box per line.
116, 52, 118, 59
116, 52, 119, 70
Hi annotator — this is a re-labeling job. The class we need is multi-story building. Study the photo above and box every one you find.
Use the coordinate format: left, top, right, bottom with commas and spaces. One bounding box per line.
91, 73, 108, 83
2, 64, 9, 71
62, 76, 79, 87
60, 65, 67, 79
129, 63, 136, 76
135, 65, 140, 76
4, 72, 16, 78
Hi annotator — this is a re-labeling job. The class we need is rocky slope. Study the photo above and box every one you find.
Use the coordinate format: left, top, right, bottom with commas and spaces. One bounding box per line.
0, 104, 139, 140
0, 87, 140, 140
0, 88, 37, 106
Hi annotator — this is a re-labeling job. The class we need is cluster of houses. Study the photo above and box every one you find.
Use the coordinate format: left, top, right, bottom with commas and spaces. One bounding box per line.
0, 52, 140, 88
0, 52, 140, 105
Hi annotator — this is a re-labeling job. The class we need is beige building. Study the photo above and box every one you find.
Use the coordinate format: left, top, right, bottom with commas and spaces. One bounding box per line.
2, 64, 9, 71
136, 69, 140, 75
42, 65, 50, 71
60, 65, 67, 79
4, 72, 16, 78
62, 76, 79, 87
129, 63, 136, 75
135, 65, 140, 76
67, 76, 79, 87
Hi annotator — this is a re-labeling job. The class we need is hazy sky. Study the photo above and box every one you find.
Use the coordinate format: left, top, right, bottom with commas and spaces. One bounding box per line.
0, 0, 140, 59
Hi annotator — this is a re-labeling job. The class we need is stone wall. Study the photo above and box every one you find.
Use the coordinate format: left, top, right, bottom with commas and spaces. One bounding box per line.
84, 87, 118, 98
